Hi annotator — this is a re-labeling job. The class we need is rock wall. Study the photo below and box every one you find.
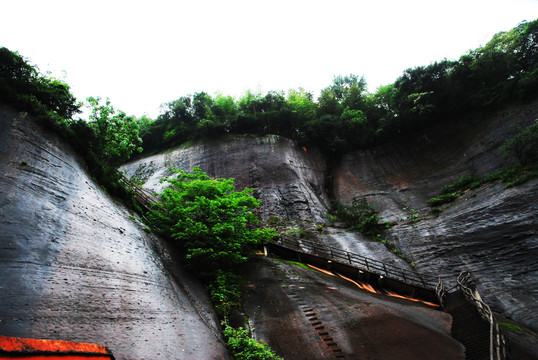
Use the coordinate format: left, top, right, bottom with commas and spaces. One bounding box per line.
123, 135, 330, 223
0, 107, 229, 360
333, 101, 538, 332
122, 135, 408, 268
124, 101, 538, 332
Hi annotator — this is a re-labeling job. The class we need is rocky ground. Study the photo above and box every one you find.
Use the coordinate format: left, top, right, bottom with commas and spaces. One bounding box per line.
240, 257, 463, 360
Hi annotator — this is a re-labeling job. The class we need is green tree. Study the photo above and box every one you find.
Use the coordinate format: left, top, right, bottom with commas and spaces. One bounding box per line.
287, 88, 316, 121
234, 90, 264, 133
500, 119, 538, 165
224, 324, 283, 360
211, 93, 237, 132
329, 74, 367, 104
86, 96, 142, 166
0, 47, 79, 121
340, 106, 374, 146
149, 167, 276, 277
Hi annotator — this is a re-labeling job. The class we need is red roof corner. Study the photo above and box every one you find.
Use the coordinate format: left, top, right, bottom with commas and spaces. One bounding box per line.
0, 335, 114, 359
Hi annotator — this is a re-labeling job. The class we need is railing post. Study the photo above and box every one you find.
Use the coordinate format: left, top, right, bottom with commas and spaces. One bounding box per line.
490, 313, 494, 360
364, 258, 369, 270
347, 252, 351, 264
383, 263, 388, 277
330, 248, 334, 259
401, 270, 406, 283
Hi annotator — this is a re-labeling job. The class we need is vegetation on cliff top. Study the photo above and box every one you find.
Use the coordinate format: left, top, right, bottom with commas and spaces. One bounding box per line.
138, 20, 538, 157
2, 19, 537, 163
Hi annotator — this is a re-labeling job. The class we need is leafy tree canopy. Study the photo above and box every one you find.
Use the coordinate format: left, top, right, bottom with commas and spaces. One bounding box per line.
137, 20, 538, 157
148, 167, 277, 277
85, 96, 143, 166
0, 47, 79, 121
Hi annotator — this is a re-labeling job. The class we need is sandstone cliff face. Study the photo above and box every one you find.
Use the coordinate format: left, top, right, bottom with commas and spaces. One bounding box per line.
123, 100, 538, 333
122, 135, 408, 267
123, 135, 330, 223
0, 107, 229, 360
332, 101, 538, 332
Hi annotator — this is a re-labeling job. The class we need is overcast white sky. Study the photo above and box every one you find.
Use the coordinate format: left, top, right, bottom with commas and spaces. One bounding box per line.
2, 0, 537, 118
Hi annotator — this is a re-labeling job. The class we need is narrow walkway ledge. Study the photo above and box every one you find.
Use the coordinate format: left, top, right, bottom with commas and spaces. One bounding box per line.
0, 335, 115, 359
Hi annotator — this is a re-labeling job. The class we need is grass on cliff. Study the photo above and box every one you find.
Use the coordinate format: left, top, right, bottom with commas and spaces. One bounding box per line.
428, 120, 538, 208
427, 175, 482, 207
329, 198, 406, 259
427, 164, 538, 208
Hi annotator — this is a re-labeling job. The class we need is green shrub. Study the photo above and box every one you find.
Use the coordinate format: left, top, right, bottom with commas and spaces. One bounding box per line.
148, 167, 277, 277
286, 227, 306, 238
400, 207, 419, 224
427, 175, 482, 207
223, 324, 283, 360
427, 192, 459, 207
486, 164, 538, 187
207, 270, 241, 318
500, 119, 538, 165
439, 175, 482, 195
325, 213, 338, 225
331, 198, 380, 236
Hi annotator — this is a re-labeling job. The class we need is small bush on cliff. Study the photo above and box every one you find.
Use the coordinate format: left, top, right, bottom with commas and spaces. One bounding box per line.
330, 198, 407, 259
427, 175, 482, 207
224, 324, 283, 360
439, 175, 482, 195
485, 164, 538, 188
331, 198, 381, 236
427, 193, 460, 207
500, 119, 538, 165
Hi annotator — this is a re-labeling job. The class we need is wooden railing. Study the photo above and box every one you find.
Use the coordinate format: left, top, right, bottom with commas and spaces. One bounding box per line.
457, 271, 507, 360
436, 278, 447, 308
271, 234, 439, 289
118, 175, 160, 212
